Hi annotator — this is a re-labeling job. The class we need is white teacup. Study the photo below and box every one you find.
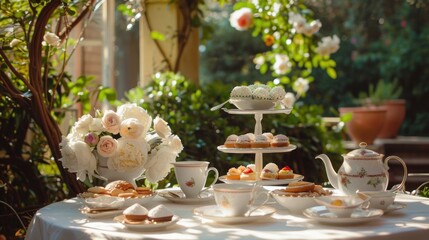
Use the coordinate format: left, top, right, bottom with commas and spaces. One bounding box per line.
213, 183, 269, 217
172, 161, 219, 198
360, 191, 396, 210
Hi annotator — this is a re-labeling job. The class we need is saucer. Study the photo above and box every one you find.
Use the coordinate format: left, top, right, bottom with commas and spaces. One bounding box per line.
303, 206, 383, 225
364, 202, 406, 213
219, 174, 303, 186
80, 207, 123, 219
193, 205, 275, 224
158, 189, 215, 204
114, 215, 180, 231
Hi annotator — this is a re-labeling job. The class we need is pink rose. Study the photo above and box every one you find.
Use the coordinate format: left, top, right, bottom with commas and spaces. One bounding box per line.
229, 8, 253, 31
102, 110, 120, 134
97, 135, 117, 157
84, 132, 99, 146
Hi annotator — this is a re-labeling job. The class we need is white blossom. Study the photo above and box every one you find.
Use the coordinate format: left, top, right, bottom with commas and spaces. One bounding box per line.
273, 54, 292, 75
43, 32, 61, 47
293, 78, 310, 96
316, 35, 340, 56
229, 8, 253, 31
9, 39, 21, 48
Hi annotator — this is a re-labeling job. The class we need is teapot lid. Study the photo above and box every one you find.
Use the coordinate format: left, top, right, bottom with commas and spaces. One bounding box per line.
345, 142, 381, 158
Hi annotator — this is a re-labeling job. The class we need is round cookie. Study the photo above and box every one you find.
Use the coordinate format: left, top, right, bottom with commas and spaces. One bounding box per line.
284, 181, 315, 193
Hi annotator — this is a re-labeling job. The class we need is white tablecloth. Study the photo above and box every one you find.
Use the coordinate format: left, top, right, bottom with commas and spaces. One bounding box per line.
25, 187, 429, 240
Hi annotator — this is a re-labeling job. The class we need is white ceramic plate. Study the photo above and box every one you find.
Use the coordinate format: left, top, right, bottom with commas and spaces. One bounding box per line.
222, 108, 292, 115
217, 145, 297, 154
80, 208, 123, 219
85, 196, 125, 209
193, 205, 275, 224
114, 215, 180, 231
363, 202, 406, 213
122, 192, 157, 207
219, 174, 303, 186
303, 206, 383, 225
158, 189, 215, 204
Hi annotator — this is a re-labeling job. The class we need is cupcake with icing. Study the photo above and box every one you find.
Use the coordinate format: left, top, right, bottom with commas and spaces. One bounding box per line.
262, 132, 274, 143
235, 134, 251, 148
260, 163, 279, 180
148, 204, 174, 222
271, 134, 290, 147
123, 203, 148, 222
224, 134, 238, 148
251, 134, 270, 148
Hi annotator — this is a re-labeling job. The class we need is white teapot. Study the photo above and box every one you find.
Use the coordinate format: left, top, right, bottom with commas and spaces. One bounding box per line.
316, 142, 407, 195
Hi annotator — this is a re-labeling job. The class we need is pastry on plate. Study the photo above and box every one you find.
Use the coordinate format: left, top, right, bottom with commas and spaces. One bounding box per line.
271, 134, 290, 147
224, 134, 238, 148
235, 135, 251, 148
251, 134, 270, 148
260, 163, 279, 180
284, 181, 315, 193
123, 203, 148, 222
278, 166, 294, 179
240, 167, 256, 180
148, 204, 174, 222
226, 167, 241, 180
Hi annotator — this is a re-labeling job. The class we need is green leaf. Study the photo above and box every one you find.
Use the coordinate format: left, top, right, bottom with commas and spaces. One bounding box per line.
327, 67, 337, 79
151, 31, 165, 41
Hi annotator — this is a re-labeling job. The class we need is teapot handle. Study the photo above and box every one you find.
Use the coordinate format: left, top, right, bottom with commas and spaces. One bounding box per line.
384, 156, 408, 192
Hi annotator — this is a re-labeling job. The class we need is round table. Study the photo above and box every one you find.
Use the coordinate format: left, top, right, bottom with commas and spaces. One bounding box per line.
26, 187, 429, 240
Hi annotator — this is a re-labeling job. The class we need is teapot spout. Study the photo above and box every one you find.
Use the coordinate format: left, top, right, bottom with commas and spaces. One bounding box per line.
316, 154, 339, 190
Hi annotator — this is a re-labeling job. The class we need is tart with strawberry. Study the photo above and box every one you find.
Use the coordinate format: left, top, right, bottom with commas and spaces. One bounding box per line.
278, 166, 294, 179
240, 167, 256, 181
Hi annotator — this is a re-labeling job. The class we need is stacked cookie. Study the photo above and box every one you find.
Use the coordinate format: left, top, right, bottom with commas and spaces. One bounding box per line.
224, 133, 290, 148
79, 180, 153, 199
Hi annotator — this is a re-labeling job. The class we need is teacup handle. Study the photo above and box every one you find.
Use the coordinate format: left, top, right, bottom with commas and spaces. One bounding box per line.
384, 156, 408, 192
200, 167, 219, 195
246, 191, 270, 217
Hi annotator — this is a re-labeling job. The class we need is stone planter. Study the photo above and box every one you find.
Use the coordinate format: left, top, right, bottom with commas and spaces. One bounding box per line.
377, 99, 406, 139
339, 106, 387, 145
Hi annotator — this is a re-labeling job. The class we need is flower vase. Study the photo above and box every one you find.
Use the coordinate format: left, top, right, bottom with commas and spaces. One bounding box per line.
97, 156, 146, 188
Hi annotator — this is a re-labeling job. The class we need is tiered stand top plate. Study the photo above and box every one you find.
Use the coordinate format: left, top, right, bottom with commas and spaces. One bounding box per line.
222, 108, 292, 115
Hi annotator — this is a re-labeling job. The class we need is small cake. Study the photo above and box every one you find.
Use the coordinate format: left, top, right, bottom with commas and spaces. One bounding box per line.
224, 134, 238, 148
260, 163, 279, 180
230, 86, 252, 99
246, 164, 256, 172
284, 181, 315, 193
278, 166, 294, 179
251, 134, 270, 148
237, 165, 246, 173
123, 203, 148, 222
235, 135, 251, 148
148, 204, 174, 222
245, 133, 256, 142
252, 87, 272, 100
269, 86, 286, 100
262, 132, 274, 143
226, 167, 241, 180
240, 167, 256, 180
271, 134, 290, 147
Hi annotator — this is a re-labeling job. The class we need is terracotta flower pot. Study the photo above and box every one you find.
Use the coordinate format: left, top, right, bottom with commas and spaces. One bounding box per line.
339, 107, 387, 145
377, 99, 406, 139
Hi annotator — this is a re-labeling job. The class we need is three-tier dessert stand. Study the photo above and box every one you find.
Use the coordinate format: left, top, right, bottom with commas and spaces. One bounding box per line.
217, 108, 303, 185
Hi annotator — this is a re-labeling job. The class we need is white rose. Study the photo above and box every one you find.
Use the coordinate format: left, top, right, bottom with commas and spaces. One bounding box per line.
302, 20, 322, 36
288, 12, 306, 33
282, 92, 296, 108
120, 118, 144, 139
144, 146, 176, 183
166, 135, 184, 154
68, 114, 93, 139
89, 118, 104, 132
154, 116, 171, 138
102, 110, 120, 134
316, 35, 340, 56
43, 32, 61, 47
273, 54, 291, 75
117, 103, 152, 136
108, 138, 148, 172
229, 8, 253, 31
293, 78, 309, 96
9, 39, 21, 48
59, 137, 97, 182
253, 55, 265, 67
97, 135, 118, 157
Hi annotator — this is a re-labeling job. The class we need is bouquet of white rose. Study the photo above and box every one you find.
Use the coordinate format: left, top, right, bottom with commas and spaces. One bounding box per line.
59, 103, 183, 184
